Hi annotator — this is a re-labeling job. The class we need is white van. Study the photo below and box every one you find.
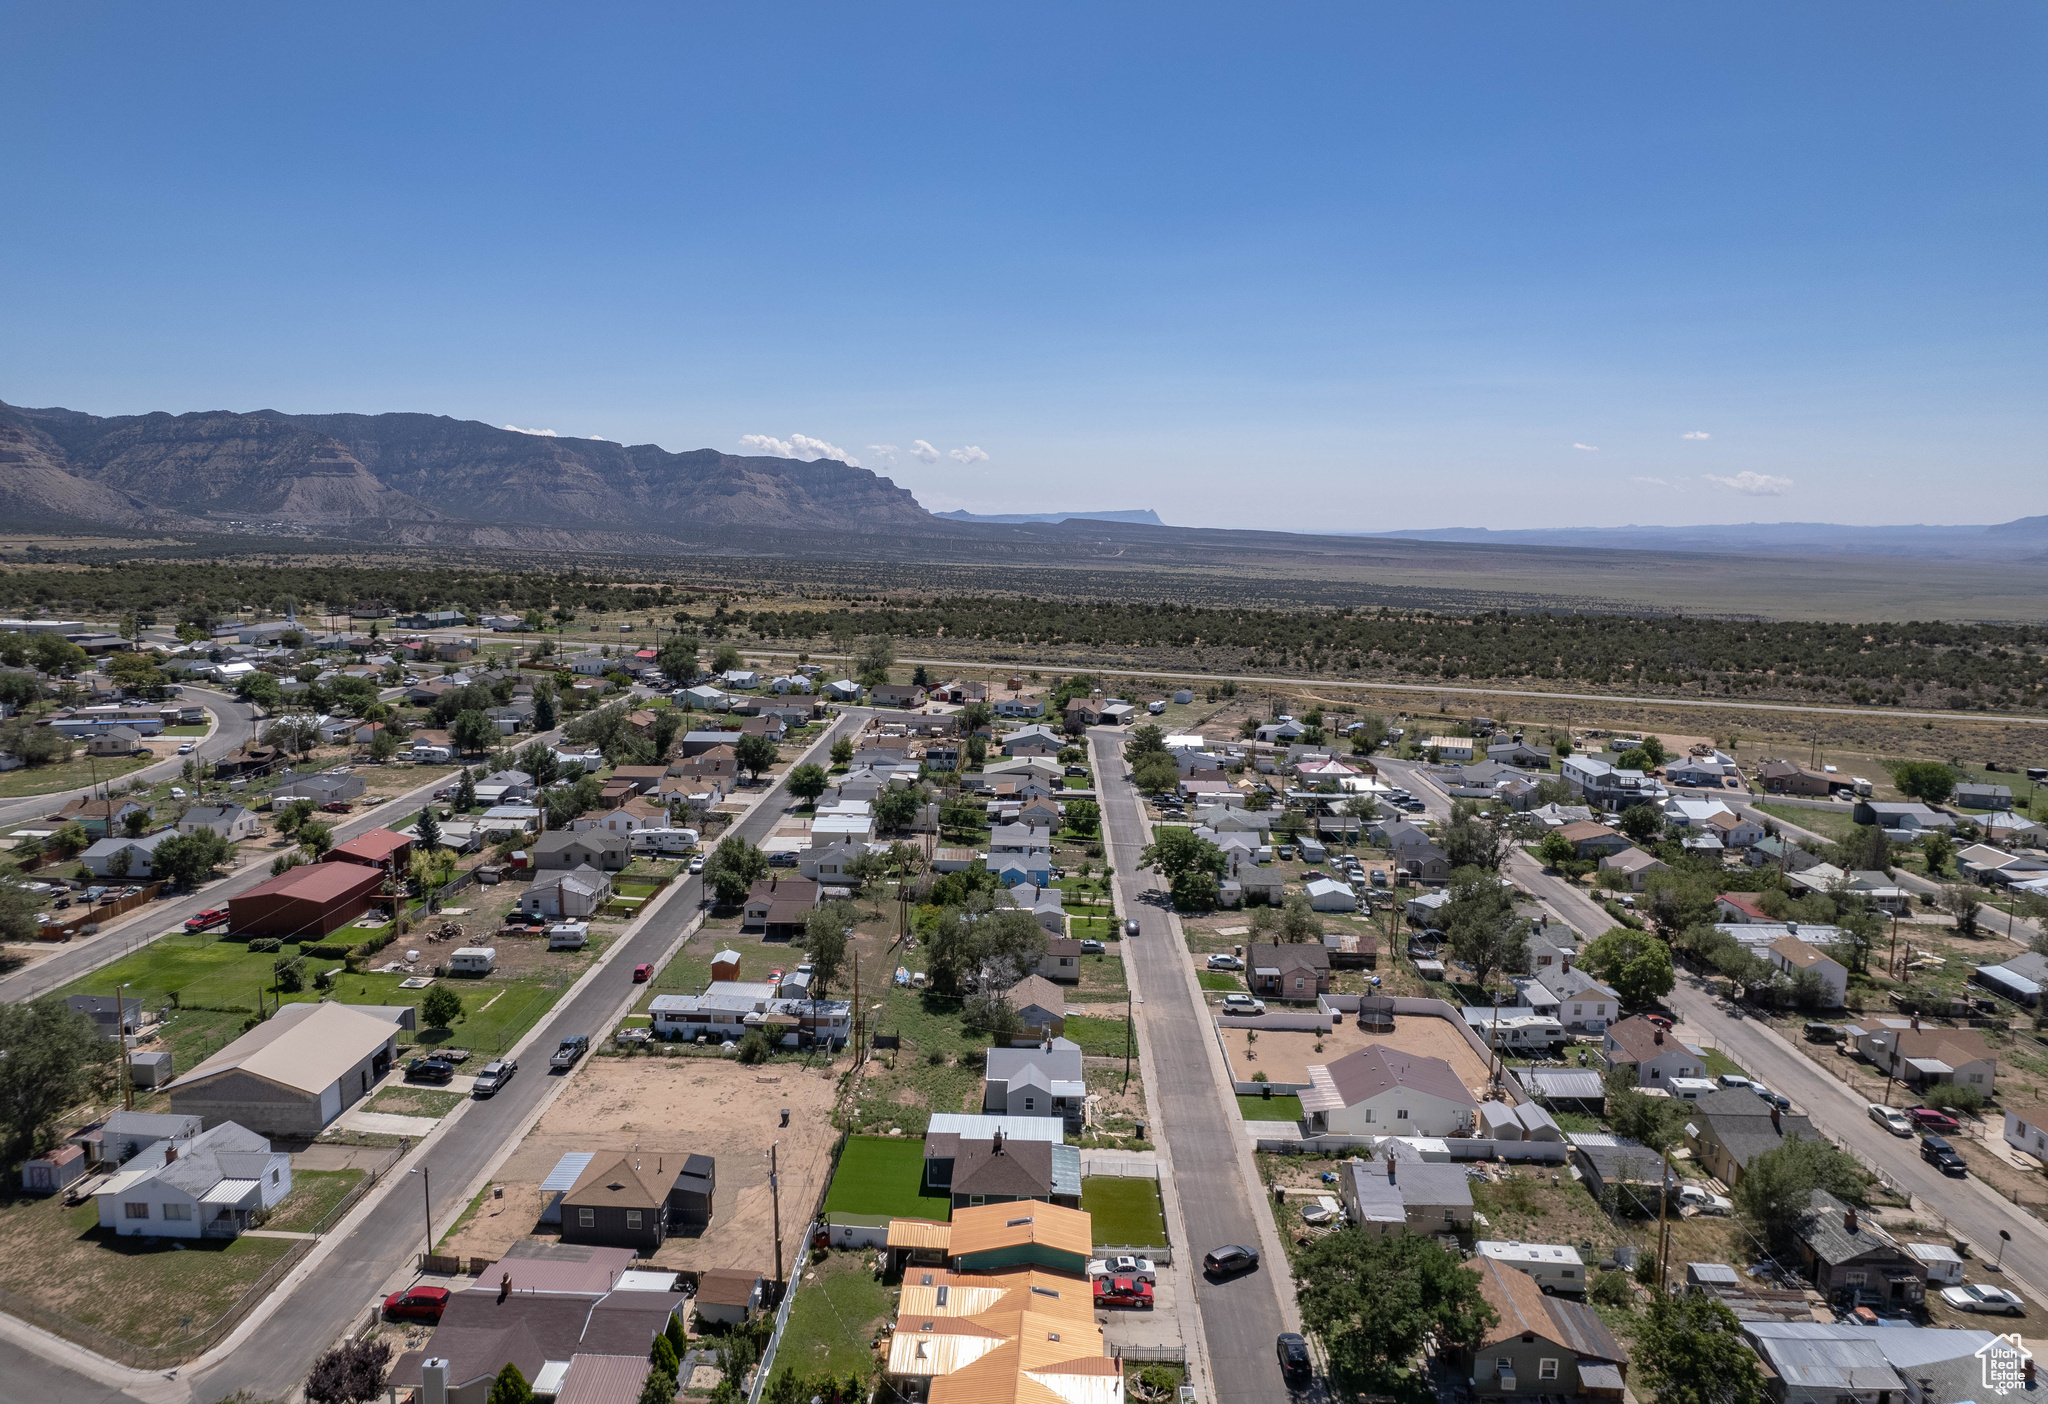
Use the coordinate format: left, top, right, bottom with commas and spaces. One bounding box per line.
448, 946, 497, 975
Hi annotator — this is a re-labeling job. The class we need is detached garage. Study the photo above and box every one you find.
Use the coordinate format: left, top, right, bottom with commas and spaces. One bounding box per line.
230, 861, 385, 939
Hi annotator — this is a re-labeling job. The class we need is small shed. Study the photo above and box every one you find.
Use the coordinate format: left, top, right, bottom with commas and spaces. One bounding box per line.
21, 1143, 88, 1195
128, 1049, 175, 1089
711, 949, 742, 983
1906, 1242, 1965, 1285
693, 1269, 763, 1327
539, 1151, 597, 1224
668, 1153, 715, 1229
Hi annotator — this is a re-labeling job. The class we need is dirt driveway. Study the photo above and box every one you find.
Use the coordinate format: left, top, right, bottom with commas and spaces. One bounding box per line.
442, 1053, 843, 1280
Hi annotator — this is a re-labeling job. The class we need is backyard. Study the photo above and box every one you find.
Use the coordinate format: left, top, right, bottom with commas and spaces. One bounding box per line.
768, 1249, 890, 1382
1237, 1092, 1305, 1122
820, 1136, 952, 1221
261, 1169, 365, 1233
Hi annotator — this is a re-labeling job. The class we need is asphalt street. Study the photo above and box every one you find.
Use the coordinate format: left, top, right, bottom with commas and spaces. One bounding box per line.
0, 687, 260, 832
1090, 728, 1295, 1404
0, 712, 858, 1404
1375, 758, 2048, 1308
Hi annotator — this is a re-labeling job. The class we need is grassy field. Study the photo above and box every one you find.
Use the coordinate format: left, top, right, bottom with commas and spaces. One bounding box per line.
1751, 801, 1862, 844
1197, 971, 1242, 992
822, 1137, 952, 1221
1237, 1093, 1305, 1121
261, 1169, 364, 1233
1080, 1176, 1167, 1247
362, 1087, 467, 1118
1062, 1014, 1136, 1058
1070, 951, 1128, 1003
770, 1249, 893, 1382
0, 752, 152, 798
0, 1192, 296, 1352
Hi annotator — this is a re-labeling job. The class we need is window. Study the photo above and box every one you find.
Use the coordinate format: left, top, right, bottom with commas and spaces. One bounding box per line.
1539, 1360, 1559, 1381
1023, 1097, 1035, 1111
1845, 1271, 1867, 1286
626, 1210, 643, 1229
162, 1203, 191, 1221
969, 1196, 986, 1206
1363, 1109, 1375, 1123
1495, 1358, 1514, 1377
271, 1169, 280, 1184
578, 1207, 595, 1227
1396, 1109, 1409, 1120
125, 1202, 150, 1219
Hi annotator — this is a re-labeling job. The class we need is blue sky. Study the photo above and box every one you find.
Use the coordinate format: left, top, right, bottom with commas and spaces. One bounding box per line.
2, 3, 2042, 529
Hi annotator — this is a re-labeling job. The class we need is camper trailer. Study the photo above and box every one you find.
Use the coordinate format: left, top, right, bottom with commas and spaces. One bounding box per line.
630, 827, 700, 856
548, 922, 591, 951
448, 947, 497, 976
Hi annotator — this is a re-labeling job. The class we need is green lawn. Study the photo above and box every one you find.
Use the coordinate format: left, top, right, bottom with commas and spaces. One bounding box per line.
770, 1249, 894, 1382
821, 1136, 953, 1221
1080, 1176, 1167, 1248
1751, 801, 1861, 844
1237, 1093, 1305, 1121
163, 723, 210, 736
262, 1169, 364, 1233
1699, 1047, 1749, 1080
0, 752, 152, 798
1197, 971, 1241, 991
1063, 1014, 1136, 1058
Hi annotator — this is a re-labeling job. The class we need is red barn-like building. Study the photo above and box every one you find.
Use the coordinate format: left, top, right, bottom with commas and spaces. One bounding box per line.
230, 862, 385, 939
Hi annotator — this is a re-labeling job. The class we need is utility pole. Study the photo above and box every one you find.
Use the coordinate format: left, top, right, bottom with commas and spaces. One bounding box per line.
409, 1163, 433, 1267
768, 1141, 785, 1300
852, 952, 861, 1065
118, 982, 134, 1110
1123, 1010, 1133, 1093
1655, 1143, 1674, 1295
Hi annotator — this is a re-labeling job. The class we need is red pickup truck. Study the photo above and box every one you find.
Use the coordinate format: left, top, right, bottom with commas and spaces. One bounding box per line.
183, 908, 230, 933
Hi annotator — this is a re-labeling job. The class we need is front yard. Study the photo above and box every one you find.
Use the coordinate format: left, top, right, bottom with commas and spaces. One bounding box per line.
261, 1168, 365, 1233
1080, 1175, 1167, 1248
821, 1136, 952, 1221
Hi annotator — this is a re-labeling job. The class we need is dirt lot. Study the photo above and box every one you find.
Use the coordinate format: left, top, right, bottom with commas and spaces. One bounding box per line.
440, 1054, 842, 1279
1218, 1008, 1494, 1092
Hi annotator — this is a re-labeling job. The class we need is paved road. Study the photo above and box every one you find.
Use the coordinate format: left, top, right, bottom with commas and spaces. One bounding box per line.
0, 687, 260, 831
1377, 758, 2048, 1306
1089, 728, 1293, 1404
0, 714, 859, 1404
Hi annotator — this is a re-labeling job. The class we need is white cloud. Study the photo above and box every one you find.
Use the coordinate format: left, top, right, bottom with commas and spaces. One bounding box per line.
867, 444, 899, 460
1704, 470, 1793, 496
1632, 476, 1671, 487
1682, 430, 1712, 440
504, 425, 558, 436
910, 440, 941, 463
739, 433, 859, 466
949, 445, 990, 464
1572, 443, 1599, 452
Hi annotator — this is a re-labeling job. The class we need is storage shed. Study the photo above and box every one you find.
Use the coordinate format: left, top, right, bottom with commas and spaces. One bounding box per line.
229, 861, 386, 938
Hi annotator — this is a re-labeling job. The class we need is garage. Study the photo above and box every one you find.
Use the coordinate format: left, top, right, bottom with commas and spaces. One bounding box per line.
229, 861, 386, 939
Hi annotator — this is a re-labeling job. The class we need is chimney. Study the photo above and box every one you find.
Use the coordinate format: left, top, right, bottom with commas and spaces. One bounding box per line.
1844, 1208, 1858, 1234
1385, 1153, 1397, 1184
499, 1272, 511, 1303
165, 1145, 178, 1163
1911, 1015, 1921, 1031
422, 1359, 449, 1404
1771, 1106, 1782, 1132
1654, 1029, 1664, 1045
993, 1129, 1004, 1155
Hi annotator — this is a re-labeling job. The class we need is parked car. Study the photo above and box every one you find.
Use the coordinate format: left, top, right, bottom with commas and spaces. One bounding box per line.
1220, 993, 1267, 1016
633, 963, 653, 982
1718, 1074, 1753, 1089
1093, 1277, 1154, 1309
1203, 1244, 1260, 1276
768, 851, 798, 868
1867, 1103, 1914, 1136
406, 1056, 456, 1084
184, 907, 230, 933
550, 1034, 590, 1069
1906, 1106, 1960, 1133
1086, 1255, 1157, 1282
1753, 1087, 1791, 1110
472, 1059, 516, 1095
1920, 1135, 1968, 1175
689, 856, 706, 874
321, 800, 352, 813
1207, 953, 1244, 970
1369, 869, 1388, 886
1125, 918, 1140, 937
1079, 939, 1105, 955
1277, 1333, 1313, 1389
1941, 1283, 2025, 1316
1677, 1184, 1732, 1216
383, 1286, 451, 1323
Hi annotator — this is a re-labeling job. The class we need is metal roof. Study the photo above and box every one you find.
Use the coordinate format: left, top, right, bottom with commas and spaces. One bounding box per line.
541, 1152, 596, 1195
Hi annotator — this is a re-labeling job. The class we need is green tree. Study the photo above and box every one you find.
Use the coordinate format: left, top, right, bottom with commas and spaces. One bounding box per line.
276, 797, 316, 837
786, 761, 828, 806
1835, 822, 1891, 873
830, 735, 854, 767
1169, 868, 1219, 911
1920, 829, 1955, 877
421, 983, 463, 1028
1278, 892, 1323, 943
1063, 799, 1099, 833
1294, 1230, 1495, 1391
298, 820, 335, 858
238, 671, 283, 708
1122, 724, 1168, 763
711, 643, 745, 674
651, 1334, 679, 1375
1938, 882, 1981, 936
802, 900, 857, 997
1132, 752, 1181, 793
516, 741, 562, 788
704, 835, 769, 907
1641, 867, 1721, 938
369, 729, 401, 763
638, 1370, 677, 1404
1139, 827, 1226, 885
452, 708, 498, 755
1617, 804, 1663, 844
1442, 809, 1508, 870
0, 866, 43, 941
1441, 868, 1524, 991
0, 998, 110, 1159
415, 807, 443, 854
1536, 831, 1576, 869
663, 1312, 688, 1358
854, 635, 895, 688
1634, 1294, 1769, 1404
1580, 928, 1676, 1007
488, 1362, 533, 1404
734, 732, 779, 781
532, 685, 558, 732
656, 633, 700, 683
1887, 761, 1956, 806
875, 785, 922, 833
455, 766, 478, 811
1733, 1134, 1866, 1253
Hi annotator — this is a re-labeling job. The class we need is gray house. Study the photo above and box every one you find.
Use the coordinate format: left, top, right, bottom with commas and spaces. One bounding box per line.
532, 829, 630, 872
982, 1039, 1086, 1129
1340, 1155, 1475, 1236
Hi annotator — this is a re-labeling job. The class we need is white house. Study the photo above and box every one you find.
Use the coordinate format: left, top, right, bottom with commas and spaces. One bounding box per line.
96, 1121, 291, 1239
1298, 1046, 1477, 1137
1767, 934, 1848, 1008
79, 830, 179, 878
1513, 966, 1619, 1033
2002, 1103, 2048, 1161
1602, 1015, 1705, 1087
522, 865, 614, 919
1422, 736, 1476, 762
178, 803, 262, 842
982, 1039, 1086, 1129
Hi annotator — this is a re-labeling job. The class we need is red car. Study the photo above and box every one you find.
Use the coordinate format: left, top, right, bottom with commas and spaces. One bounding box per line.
1644, 1013, 1674, 1030
320, 800, 352, 813
383, 1286, 450, 1323
183, 908, 230, 933
633, 963, 653, 983
1094, 1277, 1154, 1309
1905, 1106, 1960, 1133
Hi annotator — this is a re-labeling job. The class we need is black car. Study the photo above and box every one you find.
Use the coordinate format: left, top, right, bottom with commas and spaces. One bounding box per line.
1276, 1333, 1312, 1388
768, 851, 799, 868
1921, 1134, 1968, 1175
1125, 919, 1140, 937
406, 1056, 456, 1084
1203, 1244, 1260, 1276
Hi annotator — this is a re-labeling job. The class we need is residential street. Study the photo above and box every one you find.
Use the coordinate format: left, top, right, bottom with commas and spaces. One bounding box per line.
1090, 727, 1296, 1404
0, 714, 859, 1404
1375, 758, 2048, 1309
0, 687, 260, 832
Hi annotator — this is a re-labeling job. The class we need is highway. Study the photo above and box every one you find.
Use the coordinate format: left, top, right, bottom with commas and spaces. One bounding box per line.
1089, 727, 1296, 1404
0, 712, 858, 1404
0, 687, 261, 832
1375, 757, 2048, 1310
